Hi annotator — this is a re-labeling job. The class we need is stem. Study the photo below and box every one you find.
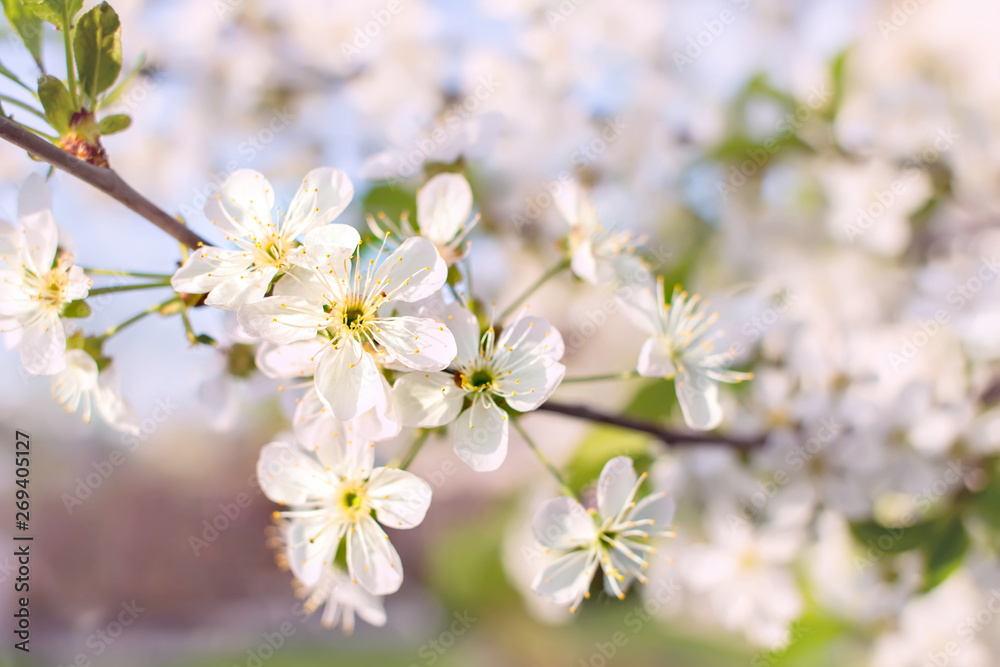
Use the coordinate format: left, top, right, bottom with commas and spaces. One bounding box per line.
88, 281, 172, 295
498, 258, 569, 323
535, 401, 765, 450
396, 429, 431, 470
0, 115, 209, 249
178, 299, 197, 345
83, 268, 174, 280
0, 95, 47, 121
100, 297, 179, 338
562, 371, 640, 384
512, 418, 575, 498
63, 3, 78, 107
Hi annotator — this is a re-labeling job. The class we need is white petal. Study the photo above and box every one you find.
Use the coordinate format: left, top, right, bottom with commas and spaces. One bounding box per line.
311, 431, 376, 481
348, 376, 401, 442
570, 238, 600, 285
553, 179, 597, 230
498, 316, 565, 363
283, 168, 355, 238
294, 223, 361, 273
441, 300, 481, 365
453, 395, 509, 472
616, 284, 663, 336
170, 246, 247, 295
93, 366, 140, 435
627, 492, 676, 535
416, 173, 472, 245
496, 359, 565, 412
637, 336, 676, 377
347, 514, 404, 595
255, 339, 326, 379
204, 169, 275, 241
531, 550, 596, 605
392, 371, 465, 427
597, 456, 638, 520
373, 315, 456, 371
314, 338, 382, 421
374, 237, 447, 303
367, 467, 433, 529
256, 441, 336, 505
286, 516, 345, 587
676, 369, 723, 431
18, 173, 58, 274
20, 314, 65, 375
237, 296, 326, 345
532, 496, 598, 550
64, 265, 91, 301
205, 266, 278, 311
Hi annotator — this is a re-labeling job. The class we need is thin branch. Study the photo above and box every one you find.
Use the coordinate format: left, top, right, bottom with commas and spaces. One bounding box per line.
535, 401, 766, 450
0, 115, 209, 250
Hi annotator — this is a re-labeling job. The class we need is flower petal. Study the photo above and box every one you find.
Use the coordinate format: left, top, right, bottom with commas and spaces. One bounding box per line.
170, 246, 247, 295
531, 550, 596, 605
676, 368, 722, 431
392, 371, 465, 427
256, 441, 336, 505
453, 395, 509, 472
204, 169, 275, 241
416, 173, 472, 245
367, 467, 433, 529
347, 514, 404, 595
497, 316, 564, 364
286, 515, 345, 587
237, 296, 326, 345
496, 359, 565, 412
20, 313, 64, 375
283, 168, 355, 238
532, 496, 598, 550
256, 339, 326, 379
374, 237, 447, 303
627, 492, 676, 536
17, 173, 58, 274
205, 266, 278, 311
596, 456, 638, 520
373, 315, 456, 371
314, 337, 382, 421
637, 336, 676, 377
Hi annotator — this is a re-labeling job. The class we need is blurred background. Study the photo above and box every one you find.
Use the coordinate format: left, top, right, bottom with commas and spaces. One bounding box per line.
2, 0, 1000, 665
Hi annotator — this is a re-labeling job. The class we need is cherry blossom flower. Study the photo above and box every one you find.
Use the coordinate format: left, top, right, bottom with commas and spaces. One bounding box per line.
531, 457, 675, 612
554, 179, 643, 286
299, 566, 387, 635
367, 172, 480, 265
51, 350, 140, 434
171, 168, 354, 310
238, 232, 456, 421
392, 302, 565, 471
258, 435, 432, 595
0, 174, 92, 375
619, 279, 752, 431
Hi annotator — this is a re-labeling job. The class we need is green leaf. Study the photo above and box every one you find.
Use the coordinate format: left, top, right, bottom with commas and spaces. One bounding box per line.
22, 0, 82, 27
923, 517, 969, 591
195, 333, 217, 347
37, 74, 75, 134
99, 54, 146, 108
849, 518, 942, 555
971, 475, 1000, 531
61, 299, 91, 318
73, 2, 121, 103
97, 112, 130, 134
566, 426, 653, 494
1, 0, 44, 67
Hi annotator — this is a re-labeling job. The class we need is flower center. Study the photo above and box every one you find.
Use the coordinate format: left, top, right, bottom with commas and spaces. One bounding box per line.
461, 366, 496, 391
337, 484, 368, 518
32, 266, 71, 312
343, 305, 366, 330
252, 235, 287, 269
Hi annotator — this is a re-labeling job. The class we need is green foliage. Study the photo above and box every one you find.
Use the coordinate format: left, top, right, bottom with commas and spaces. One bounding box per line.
22, 0, 82, 28
73, 2, 122, 105
849, 515, 970, 592
362, 184, 417, 227
97, 112, 130, 134
1, 0, 44, 67
37, 74, 74, 134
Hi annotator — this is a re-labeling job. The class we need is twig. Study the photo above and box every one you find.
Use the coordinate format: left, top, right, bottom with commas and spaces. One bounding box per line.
535, 401, 766, 450
0, 115, 209, 250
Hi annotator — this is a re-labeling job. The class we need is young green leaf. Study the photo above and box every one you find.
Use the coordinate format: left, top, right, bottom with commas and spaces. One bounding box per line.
97, 113, 130, 135
21, 0, 82, 27
1, 0, 44, 67
73, 1, 122, 104
37, 74, 75, 134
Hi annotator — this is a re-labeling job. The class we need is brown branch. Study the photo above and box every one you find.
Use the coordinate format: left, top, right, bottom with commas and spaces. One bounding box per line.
535, 401, 766, 450
0, 115, 208, 250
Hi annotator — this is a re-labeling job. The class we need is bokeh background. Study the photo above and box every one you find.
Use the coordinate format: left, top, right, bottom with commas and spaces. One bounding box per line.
2, 0, 1000, 665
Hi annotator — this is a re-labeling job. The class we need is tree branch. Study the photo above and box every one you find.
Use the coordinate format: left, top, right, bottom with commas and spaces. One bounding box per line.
535, 401, 766, 450
0, 115, 208, 250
